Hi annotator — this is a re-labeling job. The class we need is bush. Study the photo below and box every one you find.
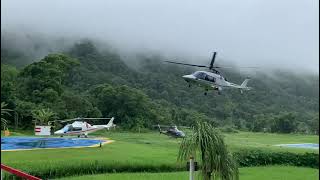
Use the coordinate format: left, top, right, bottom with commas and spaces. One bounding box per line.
233, 149, 319, 168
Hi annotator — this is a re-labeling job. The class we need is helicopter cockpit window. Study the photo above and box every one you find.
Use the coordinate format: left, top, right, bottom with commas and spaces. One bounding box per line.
72, 127, 82, 131
193, 72, 206, 79
63, 125, 72, 132
192, 72, 200, 77
63, 124, 82, 132
205, 75, 215, 82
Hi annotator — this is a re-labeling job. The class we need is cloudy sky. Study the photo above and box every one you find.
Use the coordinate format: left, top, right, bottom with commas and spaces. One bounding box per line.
1, 0, 319, 73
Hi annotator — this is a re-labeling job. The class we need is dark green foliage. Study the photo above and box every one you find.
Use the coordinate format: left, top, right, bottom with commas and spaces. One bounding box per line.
309, 114, 319, 135
90, 84, 159, 129
17, 54, 79, 104
55, 91, 102, 119
14, 100, 40, 128
233, 149, 319, 168
1, 38, 319, 132
1, 64, 18, 107
271, 112, 298, 133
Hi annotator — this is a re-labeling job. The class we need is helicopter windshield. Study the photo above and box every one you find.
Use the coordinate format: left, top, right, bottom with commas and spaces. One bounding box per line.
63, 124, 72, 133
193, 72, 216, 82
62, 124, 82, 132
192, 72, 206, 79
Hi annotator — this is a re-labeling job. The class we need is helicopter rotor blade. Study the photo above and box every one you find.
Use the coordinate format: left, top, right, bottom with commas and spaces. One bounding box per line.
51, 118, 78, 124
53, 117, 113, 124
164, 61, 208, 68
82, 118, 112, 120
236, 66, 259, 69
152, 125, 171, 128
209, 52, 217, 70
212, 66, 259, 69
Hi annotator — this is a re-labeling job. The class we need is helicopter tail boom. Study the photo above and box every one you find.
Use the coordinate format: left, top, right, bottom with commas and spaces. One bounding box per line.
240, 78, 251, 88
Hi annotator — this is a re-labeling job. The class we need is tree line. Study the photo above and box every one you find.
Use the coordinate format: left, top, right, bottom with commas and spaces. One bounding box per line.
1, 39, 319, 134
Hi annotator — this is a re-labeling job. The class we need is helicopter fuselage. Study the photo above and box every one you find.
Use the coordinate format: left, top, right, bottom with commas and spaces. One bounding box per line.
183, 71, 227, 90
160, 128, 185, 138
182, 71, 251, 94
165, 52, 253, 95
54, 118, 115, 137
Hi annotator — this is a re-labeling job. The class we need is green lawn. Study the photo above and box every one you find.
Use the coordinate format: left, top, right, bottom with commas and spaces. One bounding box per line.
223, 131, 318, 153
56, 166, 319, 180
1, 131, 318, 179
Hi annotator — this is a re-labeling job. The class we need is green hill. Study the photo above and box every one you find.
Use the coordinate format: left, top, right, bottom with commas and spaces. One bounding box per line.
1, 37, 319, 134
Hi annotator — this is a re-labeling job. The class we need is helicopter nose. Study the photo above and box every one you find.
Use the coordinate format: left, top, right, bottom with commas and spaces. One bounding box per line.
54, 130, 63, 134
182, 75, 195, 80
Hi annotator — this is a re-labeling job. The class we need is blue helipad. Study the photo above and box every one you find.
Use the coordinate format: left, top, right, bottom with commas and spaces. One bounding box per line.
1, 137, 110, 151
274, 143, 319, 149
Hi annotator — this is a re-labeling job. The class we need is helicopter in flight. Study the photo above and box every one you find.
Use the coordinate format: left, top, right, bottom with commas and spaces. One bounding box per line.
154, 124, 186, 138
165, 52, 256, 95
52, 117, 116, 138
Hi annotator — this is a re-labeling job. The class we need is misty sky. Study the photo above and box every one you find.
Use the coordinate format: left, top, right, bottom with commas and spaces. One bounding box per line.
1, 0, 319, 73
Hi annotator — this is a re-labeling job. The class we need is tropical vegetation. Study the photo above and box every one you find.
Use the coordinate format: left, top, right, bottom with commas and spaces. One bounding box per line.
1, 33, 319, 134
178, 121, 238, 180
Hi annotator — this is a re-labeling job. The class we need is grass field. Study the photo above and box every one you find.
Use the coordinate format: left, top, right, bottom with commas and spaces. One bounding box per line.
56, 166, 319, 180
1, 131, 318, 179
222, 131, 318, 153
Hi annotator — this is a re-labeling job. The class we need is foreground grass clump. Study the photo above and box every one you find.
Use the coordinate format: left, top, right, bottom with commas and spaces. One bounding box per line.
56, 166, 319, 180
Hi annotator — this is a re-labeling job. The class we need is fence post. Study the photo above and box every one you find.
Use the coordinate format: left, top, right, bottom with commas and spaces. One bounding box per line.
189, 156, 194, 180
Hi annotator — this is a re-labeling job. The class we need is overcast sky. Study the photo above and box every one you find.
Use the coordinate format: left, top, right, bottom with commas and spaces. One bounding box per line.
1, 0, 319, 73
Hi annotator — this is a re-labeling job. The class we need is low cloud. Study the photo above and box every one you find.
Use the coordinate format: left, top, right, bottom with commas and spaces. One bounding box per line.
1, 0, 318, 73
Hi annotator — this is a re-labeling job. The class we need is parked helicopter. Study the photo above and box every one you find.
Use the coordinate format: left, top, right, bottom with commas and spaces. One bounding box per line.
153, 124, 187, 138
165, 52, 256, 95
52, 117, 116, 138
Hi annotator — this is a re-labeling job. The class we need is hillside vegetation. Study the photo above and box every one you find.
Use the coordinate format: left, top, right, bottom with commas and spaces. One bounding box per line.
1, 37, 319, 134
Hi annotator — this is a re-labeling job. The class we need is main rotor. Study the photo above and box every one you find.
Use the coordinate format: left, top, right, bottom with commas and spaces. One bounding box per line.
165, 52, 257, 72
48, 117, 113, 125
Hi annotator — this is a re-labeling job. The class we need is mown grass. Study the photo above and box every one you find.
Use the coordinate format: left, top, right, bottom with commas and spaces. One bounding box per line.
223, 131, 318, 153
1, 131, 182, 178
1, 131, 318, 179
56, 166, 319, 180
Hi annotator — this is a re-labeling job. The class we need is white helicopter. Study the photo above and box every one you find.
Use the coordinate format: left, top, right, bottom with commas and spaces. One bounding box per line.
165, 52, 256, 95
53, 117, 116, 138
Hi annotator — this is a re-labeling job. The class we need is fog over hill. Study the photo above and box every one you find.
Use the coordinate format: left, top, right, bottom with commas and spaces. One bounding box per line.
1, 0, 319, 74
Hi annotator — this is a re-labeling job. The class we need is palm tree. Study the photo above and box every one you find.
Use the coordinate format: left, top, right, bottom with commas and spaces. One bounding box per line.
178, 120, 238, 180
32, 108, 56, 126
1, 102, 12, 130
